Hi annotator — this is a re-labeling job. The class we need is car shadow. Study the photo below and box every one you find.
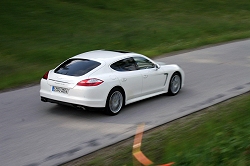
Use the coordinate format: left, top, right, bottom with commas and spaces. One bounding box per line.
46, 87, 192, 125
46, 92, 178, 123
48, 104, 106, 118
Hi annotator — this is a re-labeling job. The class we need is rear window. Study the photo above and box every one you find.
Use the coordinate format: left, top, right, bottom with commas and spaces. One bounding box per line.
54, 59, 101, 76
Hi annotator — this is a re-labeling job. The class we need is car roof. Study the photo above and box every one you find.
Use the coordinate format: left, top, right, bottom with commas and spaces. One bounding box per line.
71, 50, 143, 63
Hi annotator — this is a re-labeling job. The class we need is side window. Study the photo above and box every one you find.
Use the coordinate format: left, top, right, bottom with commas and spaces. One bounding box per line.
110, 58, 137, 72
133, 57, 155, 70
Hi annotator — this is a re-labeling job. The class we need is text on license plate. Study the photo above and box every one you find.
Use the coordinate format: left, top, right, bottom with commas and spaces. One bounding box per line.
52, 86, 69, 94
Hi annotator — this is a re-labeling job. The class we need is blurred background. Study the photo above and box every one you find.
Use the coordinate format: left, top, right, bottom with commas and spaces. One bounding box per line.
0, 0, 250, 90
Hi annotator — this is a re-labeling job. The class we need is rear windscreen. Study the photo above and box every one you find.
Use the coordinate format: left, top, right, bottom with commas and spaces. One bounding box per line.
54, 59, 101, 76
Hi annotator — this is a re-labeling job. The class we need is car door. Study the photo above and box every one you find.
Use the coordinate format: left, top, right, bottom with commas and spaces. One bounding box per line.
110, 57, 142, 100
133, 56, 167, 96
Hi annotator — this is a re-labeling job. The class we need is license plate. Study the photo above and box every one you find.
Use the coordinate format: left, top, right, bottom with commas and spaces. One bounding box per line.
52, 86, 69, 94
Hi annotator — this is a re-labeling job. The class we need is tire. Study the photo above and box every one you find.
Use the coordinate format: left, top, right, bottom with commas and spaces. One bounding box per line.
105, 88, 124, 116
168, 72, 181, 96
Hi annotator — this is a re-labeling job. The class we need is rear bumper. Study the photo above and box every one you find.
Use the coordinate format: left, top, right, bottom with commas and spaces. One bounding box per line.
40, 79, 109, 108
40, 89, 106, 108
40, 96, 102, 110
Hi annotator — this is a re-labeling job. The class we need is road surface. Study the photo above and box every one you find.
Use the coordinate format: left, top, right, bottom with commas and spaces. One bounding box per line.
0, 40, 250, 166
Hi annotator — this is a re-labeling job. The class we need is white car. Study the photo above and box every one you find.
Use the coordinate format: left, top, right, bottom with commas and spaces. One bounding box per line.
40, 50, 184, 115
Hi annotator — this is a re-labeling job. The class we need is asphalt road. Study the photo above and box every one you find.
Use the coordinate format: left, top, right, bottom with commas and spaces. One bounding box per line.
1, 40, 250, 166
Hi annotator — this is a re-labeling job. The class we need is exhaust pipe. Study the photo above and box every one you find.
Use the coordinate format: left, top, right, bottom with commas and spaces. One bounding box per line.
74, 105, 86, 110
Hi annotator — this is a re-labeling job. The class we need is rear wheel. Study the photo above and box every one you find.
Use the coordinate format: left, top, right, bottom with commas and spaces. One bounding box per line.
168, 72, 181, 96
105, 88, 124, 115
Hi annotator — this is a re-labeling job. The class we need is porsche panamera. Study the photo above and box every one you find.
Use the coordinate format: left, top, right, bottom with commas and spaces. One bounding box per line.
40, 50, 184, 115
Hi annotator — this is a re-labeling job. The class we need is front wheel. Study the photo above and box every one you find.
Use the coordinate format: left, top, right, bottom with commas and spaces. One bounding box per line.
105, 88, 124, 116
168, 73, 181, 96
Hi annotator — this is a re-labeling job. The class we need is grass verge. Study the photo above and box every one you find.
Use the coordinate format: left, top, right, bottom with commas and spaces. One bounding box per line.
1, 0, 250, 90
62, 92, 250, 166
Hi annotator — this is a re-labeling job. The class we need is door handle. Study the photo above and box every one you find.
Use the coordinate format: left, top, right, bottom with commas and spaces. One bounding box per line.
143, 75, 148, 78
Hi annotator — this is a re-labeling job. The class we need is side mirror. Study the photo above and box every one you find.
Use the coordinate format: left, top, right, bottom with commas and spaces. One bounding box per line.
155, 64, 160, 70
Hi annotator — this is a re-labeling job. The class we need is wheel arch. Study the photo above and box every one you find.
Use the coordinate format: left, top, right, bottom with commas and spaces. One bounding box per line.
171, 71, 182, 89
171, 71, 182, 84
107, 86, 126, 105
167, 71, 182, 96
104, 85, 126, 115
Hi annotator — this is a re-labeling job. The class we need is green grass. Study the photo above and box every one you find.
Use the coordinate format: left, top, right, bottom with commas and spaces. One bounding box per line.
1, 0, 250, 90
62, 92, 250, 166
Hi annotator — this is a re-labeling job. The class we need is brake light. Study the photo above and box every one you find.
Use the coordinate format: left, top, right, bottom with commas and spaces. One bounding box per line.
42, 71, 49, 80
77, 78, 104, 86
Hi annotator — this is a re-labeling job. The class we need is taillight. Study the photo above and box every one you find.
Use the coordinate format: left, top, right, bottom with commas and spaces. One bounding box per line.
42, 71, 49, 80
77, 78, 104, 86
